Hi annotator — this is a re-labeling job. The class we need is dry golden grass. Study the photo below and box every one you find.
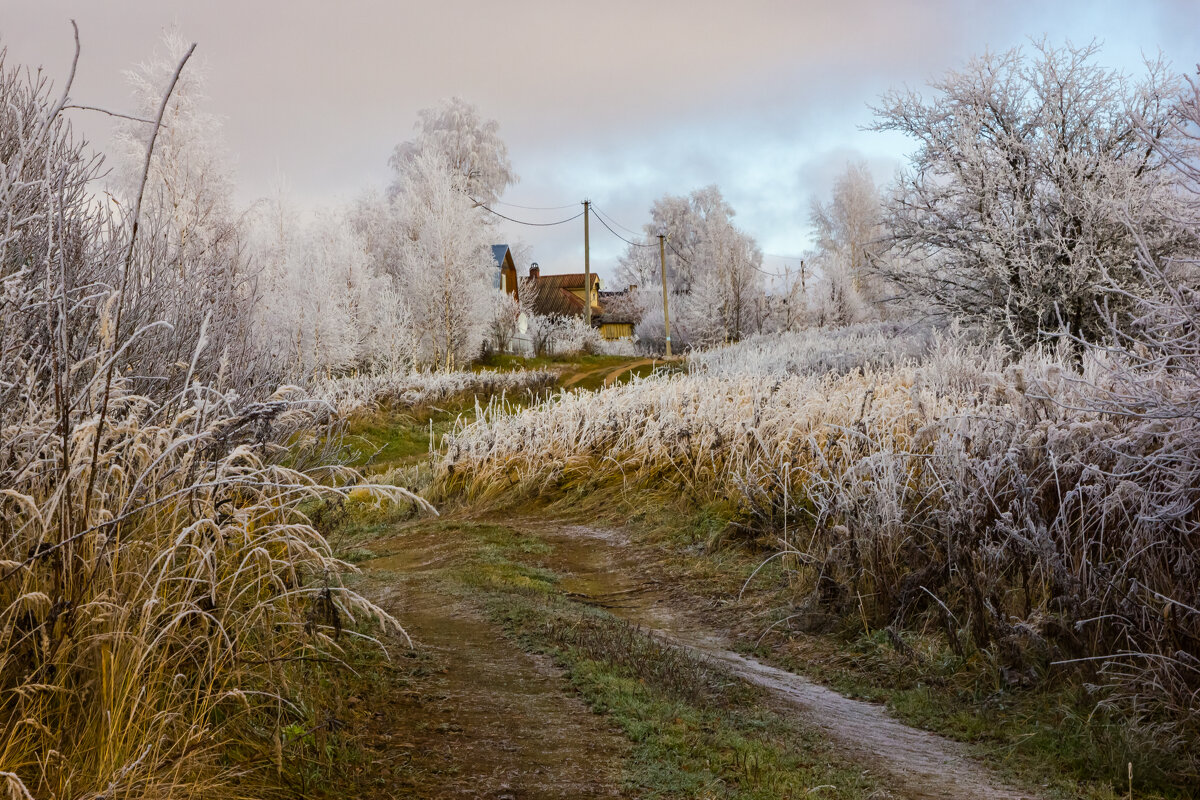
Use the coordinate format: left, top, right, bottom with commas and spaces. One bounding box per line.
0, 379, 432, 798
0, 46, 433, 796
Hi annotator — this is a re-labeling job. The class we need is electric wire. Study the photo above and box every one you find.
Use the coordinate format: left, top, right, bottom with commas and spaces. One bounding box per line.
493, 199, 579, 211
664, 238, 691, 265
479, 204, 585, 226
590, 206, 658, 248
590, 204, 647, 238
666, 237, 789, 279
749, 262, 791, 278
484, 195, 794, 278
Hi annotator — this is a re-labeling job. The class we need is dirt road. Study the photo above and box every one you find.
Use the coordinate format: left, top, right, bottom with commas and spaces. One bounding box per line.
530, 522, 1035, 800
358, 518, 1037, 799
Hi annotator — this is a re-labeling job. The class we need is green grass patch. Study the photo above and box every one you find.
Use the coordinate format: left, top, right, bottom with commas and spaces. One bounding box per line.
476, 351, 636, 373
484, 594, 878, 798
337, 405, 466, 477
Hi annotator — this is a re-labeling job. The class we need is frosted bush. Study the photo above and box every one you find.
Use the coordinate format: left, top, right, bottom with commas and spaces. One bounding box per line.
594, 337, 641, 356
526, 313, 605, 356
689, 322, 935, 377
433, 327, 1200, 758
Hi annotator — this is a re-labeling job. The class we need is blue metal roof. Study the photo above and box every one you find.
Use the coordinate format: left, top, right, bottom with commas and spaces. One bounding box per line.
490, 244, 510, 268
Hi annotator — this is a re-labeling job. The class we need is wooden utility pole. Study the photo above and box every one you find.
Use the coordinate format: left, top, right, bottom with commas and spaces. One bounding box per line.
659, 234, 672, 357
583, 200, 592, 327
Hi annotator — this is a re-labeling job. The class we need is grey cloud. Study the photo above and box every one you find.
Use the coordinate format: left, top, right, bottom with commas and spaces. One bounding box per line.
3, 0, 1198, 283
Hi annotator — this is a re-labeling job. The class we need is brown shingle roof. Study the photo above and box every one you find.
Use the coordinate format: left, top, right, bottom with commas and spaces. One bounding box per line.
530, 273, 599, 318
533, 286, 586, 317
535, 273, 594, 291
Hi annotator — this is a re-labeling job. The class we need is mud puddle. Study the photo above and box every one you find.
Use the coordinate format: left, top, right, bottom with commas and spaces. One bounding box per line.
522, 521, 1038, 800
361, 544, 629, 799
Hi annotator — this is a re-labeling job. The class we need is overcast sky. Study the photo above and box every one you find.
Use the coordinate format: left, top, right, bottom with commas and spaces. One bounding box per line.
5, 0, 1200, 283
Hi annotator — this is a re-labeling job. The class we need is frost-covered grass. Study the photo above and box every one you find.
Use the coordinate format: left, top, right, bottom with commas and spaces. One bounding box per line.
309, 367, 556, 416
688, 321, 936, 377
0, 50, 434, 799
0, 378, 432, 799
432, 326, 1200, 775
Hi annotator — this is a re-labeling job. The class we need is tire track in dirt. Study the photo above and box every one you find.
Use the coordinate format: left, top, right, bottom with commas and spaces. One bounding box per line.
559, 365, 609, 389
532, 522, 1038, 800
361, 538, 629, 799
600, 358, 658, 387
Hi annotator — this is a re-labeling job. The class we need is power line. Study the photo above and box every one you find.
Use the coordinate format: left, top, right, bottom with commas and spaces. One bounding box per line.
749, 262, 791, 279
590, 204, 646, 238
665, 237, 789, 279
664, 237, 691, 265
484, 195, 794, 277
493, 199, 579, 211
479, 204, 585, 227
590, 206, 657, 248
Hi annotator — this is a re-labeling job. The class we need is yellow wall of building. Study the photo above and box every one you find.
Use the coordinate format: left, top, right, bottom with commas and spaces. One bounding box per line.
600, 323, 634, 340
568, 286, 599, 305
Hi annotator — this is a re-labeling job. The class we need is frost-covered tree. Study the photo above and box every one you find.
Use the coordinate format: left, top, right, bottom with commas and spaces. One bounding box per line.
253, 201, 405, 377
767, 262, 814, 333
389, 97, 516, 206
619, 185, 764, 346
872, 40, 1195, 348
111, 30, 260, 389
810, 252, 872, 327
486, 291, 520, 354
349, 187, 406, 278
616, 244, 660, 289
392, 150, 498, 369
810, 162, 886, 311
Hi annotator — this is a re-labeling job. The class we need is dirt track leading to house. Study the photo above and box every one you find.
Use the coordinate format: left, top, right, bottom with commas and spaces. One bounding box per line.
600, 358, 658, 387
357, 516, 1039, 800
350, 525, 629, 799
559, 363, 610, 389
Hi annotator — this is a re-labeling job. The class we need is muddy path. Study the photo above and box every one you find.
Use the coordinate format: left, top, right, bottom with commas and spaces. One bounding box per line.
559, 364, 610, 389
521, 521, 1037, 800
600, 358, 657, 387
362, 536, 629, 799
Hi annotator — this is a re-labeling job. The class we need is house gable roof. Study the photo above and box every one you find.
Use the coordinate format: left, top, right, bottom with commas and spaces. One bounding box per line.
533, 287, 586, 317
490, 244, 512, 269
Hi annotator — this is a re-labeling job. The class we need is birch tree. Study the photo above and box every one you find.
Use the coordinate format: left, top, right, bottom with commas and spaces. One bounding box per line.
393, 150, 497, 369
619, 185, 764, 346
389, 97, 517, 206
810, 162, 886, 311
253, 203, 404, 377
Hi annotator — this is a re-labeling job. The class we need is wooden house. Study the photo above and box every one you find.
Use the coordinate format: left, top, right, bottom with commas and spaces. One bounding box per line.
597, 287, 637, 340
528, 264, 636, 340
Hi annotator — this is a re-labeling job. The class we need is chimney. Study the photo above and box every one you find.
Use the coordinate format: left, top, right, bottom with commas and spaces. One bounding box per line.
529, 262, 540, 279
629, 284, 637, 293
